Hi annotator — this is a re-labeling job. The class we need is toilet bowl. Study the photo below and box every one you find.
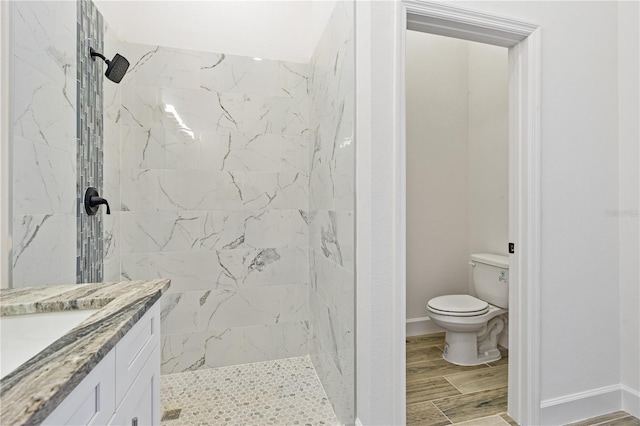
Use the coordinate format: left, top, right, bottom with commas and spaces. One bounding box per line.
426, 254, 509, 366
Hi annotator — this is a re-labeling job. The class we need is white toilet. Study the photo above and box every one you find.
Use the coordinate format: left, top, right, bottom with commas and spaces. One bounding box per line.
427, 253, 509, 366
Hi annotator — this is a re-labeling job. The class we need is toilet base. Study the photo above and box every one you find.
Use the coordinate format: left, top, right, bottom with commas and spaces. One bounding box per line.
443, 335, 502, 366
441, 315, 506, 366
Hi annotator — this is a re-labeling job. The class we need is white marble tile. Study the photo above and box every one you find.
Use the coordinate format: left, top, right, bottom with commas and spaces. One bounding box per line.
244, 209, 308, 247
157, 170, 219, 211
280, 284, 309, 323
120, 169, 159, 212
163, 127, 202, 169
160, 87, 222, 134
11, 1, 76, 88
200, 53, 278, 96
120, 126, 165, 169
204, 321, 309, 369
121, 251, 220, 293
12, 58, 76, 154
309, 210, 354, 271
307, 2, 355, 424
224, 171, 308, 211
199, 287, 281, 330
13, 136, 76, 216
281, 134, 311, 174
119, 84, 162, 129
103, 211, 119, 264
199, 53, 309, 99
201, 131, 281, 172
161, 291, 202, 335
214, 246, 308, 289
122, 43, 201, 90
161, 321, 309, 373
12, 214, 75, 288
214, 93, 309, 136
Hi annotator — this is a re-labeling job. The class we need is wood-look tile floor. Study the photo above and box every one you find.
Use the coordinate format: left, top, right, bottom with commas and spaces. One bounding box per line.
406, 333, 640, 426
406, 332, 512, 425
566, 411, 640, 426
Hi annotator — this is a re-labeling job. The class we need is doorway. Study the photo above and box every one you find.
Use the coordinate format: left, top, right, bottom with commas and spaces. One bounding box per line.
401, 3, 541, 424
352, 1, 541, 424
405, 30, 511, 424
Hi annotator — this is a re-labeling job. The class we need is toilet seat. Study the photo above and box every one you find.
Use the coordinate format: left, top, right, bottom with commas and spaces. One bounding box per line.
427, 295, 489, 317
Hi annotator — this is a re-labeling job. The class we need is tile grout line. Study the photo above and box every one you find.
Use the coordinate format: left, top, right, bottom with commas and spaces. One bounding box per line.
442, 376, 465, 395
429, 400, 454, 425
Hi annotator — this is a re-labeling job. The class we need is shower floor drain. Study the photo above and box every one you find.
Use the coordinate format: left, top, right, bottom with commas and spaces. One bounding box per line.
161, 408, 182, 421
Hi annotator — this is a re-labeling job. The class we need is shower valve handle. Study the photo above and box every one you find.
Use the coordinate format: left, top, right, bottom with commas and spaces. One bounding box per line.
84, 187, 111, 215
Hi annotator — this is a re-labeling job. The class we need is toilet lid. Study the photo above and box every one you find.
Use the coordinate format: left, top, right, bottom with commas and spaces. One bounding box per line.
427, 295, 490, 317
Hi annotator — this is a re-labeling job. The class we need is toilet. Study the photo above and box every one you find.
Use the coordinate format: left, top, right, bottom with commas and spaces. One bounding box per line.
427, 253, 509, 366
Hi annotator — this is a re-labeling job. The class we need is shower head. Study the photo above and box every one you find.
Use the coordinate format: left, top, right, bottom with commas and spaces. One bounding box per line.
90, 47, 130, 83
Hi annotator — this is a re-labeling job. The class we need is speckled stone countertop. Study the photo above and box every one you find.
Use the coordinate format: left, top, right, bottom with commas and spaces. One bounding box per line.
0, 279, 170, 425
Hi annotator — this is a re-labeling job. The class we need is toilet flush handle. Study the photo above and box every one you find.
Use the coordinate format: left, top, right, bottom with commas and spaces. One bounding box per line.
469, 261, 476, 267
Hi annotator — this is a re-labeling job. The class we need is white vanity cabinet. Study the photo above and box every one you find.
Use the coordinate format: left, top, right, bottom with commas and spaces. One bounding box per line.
43, 302, 161, 426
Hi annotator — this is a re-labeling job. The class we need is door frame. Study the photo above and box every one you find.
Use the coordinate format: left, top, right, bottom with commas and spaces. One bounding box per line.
404, 2, 542, 423
354, 1, 541, 424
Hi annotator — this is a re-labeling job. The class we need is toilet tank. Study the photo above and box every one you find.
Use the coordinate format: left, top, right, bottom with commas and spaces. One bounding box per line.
471, 253, 509, 309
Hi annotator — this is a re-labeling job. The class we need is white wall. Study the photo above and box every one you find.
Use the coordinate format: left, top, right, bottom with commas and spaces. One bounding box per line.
357, 1, 627, 424
618, 0, 640, 418
94, 1, 336, 63
467, 42, 509, 261
405, 31, 470, 324
405, 32, 508, 334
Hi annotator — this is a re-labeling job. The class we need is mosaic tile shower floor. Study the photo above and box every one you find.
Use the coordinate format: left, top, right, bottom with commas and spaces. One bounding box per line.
161, 356, 338, 426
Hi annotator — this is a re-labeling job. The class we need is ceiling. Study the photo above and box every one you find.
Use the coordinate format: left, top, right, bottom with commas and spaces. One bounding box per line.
94, 0, 337, 63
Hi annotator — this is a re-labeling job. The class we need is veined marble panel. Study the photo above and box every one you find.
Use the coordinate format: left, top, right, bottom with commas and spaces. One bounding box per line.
120, 169, 159, 212
214, 247, 308, 288
120, 126, 166, 169
200, 52, 309, 99
122, 43, 201, 90
13, 136, 76, 216
160, 321, 309, 373
308, 1, 355, 424
161, 291, 201, 335
310, 210, 354, 272
119, 84, 162, 129
12, 58, 76, 154
12, 213, 76, 287
310, 249, 354, 332
11, 1, 76, 88
121, 251, 221, 293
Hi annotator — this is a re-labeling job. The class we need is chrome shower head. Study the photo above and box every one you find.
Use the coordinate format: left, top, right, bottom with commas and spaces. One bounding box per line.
90, 47, 130, 83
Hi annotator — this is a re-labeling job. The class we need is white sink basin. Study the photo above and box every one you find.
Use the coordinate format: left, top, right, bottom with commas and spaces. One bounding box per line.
0, 309, 99, 379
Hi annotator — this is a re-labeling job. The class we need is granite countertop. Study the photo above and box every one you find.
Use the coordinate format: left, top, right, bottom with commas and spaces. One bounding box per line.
0, 279, 171, 425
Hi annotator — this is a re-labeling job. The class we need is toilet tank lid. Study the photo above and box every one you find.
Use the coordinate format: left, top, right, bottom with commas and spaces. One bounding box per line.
471, 253, 509, 268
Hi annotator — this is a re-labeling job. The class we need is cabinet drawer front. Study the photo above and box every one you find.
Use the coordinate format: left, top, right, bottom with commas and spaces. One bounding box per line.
109, 345, 160, 426
43, 350, 116, 426
115, 303, 160, 405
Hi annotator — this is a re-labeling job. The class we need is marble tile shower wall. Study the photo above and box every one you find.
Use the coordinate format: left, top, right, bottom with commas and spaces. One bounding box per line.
113, 42, 312, 373
10, 1, 77, 287
308, 2, 356, 424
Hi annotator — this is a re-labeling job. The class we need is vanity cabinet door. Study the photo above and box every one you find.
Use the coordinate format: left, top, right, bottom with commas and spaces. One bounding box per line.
42, 351, 116, 426
114, 303, 160, 405
108, 345, 160, 426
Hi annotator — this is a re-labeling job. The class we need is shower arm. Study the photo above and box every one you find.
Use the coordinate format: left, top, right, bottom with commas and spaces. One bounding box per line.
89, 47, 107, 63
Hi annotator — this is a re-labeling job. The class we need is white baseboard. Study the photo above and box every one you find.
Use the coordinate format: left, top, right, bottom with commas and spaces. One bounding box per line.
355, 418, 363, 426
622, 384, 640, 418
406, 316, 444, 337
540, 384, 622, 425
